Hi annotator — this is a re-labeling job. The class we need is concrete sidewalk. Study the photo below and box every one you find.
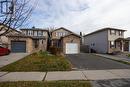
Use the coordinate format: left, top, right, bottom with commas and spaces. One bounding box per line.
0, 53, 29, 68
96, 54, 130, 63
0, 69, 130, 82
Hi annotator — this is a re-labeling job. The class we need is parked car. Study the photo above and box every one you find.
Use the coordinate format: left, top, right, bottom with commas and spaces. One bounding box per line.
0, 46, 10, 56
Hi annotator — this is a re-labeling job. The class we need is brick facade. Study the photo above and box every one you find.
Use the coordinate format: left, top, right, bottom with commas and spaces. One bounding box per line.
8, 36, 48, 53
62, 34, 81, 54
8, 36, 33, 53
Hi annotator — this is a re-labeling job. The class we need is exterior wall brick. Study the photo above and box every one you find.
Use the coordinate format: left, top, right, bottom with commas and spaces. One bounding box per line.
8, 37, 48, 53
62, 35, 80, 54
8, 37, 33, 53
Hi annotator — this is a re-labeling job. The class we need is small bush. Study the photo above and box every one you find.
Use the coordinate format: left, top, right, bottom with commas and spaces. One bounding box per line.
37, 50, 48, 57
127, 54, 130, 58
49, 46, 62, 55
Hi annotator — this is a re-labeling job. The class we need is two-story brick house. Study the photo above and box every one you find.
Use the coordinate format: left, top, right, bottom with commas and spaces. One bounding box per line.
7, 27, 49, 53
51, 27, 81, 54
84, 28, 127, 53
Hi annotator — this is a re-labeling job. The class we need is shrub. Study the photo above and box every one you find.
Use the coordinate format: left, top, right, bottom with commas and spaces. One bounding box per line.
49, 46, 62, 55
127, 54, 130, 58
37, 50, 49, 57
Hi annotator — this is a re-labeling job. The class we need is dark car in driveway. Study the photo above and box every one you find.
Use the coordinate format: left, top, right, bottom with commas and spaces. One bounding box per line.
0, 46, 10, 56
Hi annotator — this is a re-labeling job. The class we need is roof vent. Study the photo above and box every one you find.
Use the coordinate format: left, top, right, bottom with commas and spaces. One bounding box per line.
32, 26, 35, 29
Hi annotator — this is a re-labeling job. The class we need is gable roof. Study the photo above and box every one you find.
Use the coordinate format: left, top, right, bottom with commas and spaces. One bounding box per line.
0, 23, 22, 35
51, 27, 73, 33
20, 28, 49, 32
84, 27, 127, 37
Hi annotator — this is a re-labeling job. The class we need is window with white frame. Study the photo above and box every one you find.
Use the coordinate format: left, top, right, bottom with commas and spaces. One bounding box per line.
38, 31, 43, 36
110, 30, 116, 35
43, 32, 46, 36
34, 31, 37, 36
110, 41, 115, 48
28, 30, 32, 36
119, 31, 123, 36
56, 32, 58, 37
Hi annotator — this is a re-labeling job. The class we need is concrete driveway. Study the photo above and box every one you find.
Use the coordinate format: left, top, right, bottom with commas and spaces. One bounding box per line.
66, 53, 130, 70
0, 53, 29, 68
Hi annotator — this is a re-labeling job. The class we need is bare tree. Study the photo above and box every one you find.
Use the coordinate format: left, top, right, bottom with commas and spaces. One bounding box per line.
0, 0, 36, 36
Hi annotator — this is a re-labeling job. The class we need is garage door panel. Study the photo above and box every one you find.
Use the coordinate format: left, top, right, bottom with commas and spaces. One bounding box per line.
66, 43, 78, 54
11, 41, 26, 53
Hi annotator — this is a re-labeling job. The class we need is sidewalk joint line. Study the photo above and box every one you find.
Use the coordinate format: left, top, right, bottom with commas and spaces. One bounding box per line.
81, 71, 88, 80
42, 72, 47, 81
0, 72, 9, 77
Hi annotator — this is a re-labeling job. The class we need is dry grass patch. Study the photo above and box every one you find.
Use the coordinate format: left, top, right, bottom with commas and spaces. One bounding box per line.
0, 51, 71, 72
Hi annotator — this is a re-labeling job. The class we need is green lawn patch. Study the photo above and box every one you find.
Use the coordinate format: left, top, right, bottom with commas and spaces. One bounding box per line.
0, 81, 92, 87
127, 54, 130, 58
0, 51, 71, 72
110, 58, 130, 65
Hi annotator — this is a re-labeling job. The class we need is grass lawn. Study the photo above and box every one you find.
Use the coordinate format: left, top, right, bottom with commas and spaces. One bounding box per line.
0, 81, 92, 87
0, 51, 72, 72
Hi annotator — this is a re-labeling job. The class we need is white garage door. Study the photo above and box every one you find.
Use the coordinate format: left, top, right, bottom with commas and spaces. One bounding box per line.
66, 43, 78, 54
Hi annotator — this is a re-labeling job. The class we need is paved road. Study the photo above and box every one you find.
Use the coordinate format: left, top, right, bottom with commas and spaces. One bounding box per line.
91, 79, 130, 87
66, 53, 130, 70
0, 53, 29, 68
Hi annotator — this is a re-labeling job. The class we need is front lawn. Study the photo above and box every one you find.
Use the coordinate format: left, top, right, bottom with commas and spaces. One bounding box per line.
127, 54, 130, 58
0, 81, 92, 87
0, 51, 71, 72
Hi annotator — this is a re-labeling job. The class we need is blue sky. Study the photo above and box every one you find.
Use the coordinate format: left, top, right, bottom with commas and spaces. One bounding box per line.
26, 0, 130, 37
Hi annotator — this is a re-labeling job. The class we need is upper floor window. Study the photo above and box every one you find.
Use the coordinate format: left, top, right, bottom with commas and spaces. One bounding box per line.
63, 32, 66, 36
43, 32, 46, 36
56, 32, 67, 37
28, 30, 33, 36
34, 31, 37, 36
110, 30, 116, 35
22, 31, 26, 35
38, 31, 43, 36
119, 31, 123, 36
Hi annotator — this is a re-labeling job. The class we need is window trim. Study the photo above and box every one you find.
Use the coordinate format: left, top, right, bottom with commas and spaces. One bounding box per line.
110, 41, 115, 48
110, 30, 116, 35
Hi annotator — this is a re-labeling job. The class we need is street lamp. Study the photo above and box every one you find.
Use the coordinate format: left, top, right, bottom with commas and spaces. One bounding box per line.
0, 0, 15, 14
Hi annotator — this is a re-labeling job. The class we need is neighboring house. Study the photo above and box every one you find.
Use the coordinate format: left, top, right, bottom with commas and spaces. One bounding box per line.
7, 28, 49, 53
0, 24, 21, 48
125, 37, 130, 52
51, 27, 73, 47
51, 27, 81, 54
84, 28, 127, 53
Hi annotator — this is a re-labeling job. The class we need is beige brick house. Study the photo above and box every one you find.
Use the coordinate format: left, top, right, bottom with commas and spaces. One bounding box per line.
51, 27, 81, 54
7, 28, 49, 53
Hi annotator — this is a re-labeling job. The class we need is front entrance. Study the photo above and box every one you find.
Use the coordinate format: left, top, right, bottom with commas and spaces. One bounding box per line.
11, 41, 26, 53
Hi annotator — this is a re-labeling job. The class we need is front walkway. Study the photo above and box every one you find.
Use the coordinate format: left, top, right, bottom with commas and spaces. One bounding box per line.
96, 54, 130, 63
0, 53, 29, 68
0, 69, 130, 82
